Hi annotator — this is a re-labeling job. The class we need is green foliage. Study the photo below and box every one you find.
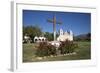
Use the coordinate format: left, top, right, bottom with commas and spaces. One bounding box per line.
35, 42, 56, 57
23, 25, 42, 42
35, 40, 78, 57
86, 33, 91, 41
44, 32, 53, 41
58, 40, 78, 54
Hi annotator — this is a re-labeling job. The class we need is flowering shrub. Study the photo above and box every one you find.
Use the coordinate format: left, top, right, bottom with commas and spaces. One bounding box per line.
58, 40, 78, 54
35, 42, 56, 57
35, 40, 78, 57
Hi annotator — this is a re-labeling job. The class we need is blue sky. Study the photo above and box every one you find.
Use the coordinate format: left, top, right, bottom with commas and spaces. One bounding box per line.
23, 10, 91, 36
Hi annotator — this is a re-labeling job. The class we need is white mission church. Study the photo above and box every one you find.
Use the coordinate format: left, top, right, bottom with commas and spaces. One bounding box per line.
57, 29, 73, 42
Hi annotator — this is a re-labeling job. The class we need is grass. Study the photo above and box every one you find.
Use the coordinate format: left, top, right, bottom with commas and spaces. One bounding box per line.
23, 41, 91, 62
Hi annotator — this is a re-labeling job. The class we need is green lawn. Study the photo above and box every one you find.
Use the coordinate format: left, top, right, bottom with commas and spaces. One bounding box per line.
23, 41, 91, 62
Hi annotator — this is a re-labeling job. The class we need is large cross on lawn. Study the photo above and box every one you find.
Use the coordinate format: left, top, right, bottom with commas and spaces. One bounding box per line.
47, 13, 62, 41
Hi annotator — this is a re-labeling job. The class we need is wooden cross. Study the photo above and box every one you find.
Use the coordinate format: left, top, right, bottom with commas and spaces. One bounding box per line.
47, 13, 62, 41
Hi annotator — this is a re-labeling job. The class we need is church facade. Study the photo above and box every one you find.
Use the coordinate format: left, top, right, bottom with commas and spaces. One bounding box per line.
57, 29, 73, 41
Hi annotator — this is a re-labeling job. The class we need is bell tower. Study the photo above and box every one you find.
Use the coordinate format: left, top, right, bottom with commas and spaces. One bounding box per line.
60, 29, 63, 36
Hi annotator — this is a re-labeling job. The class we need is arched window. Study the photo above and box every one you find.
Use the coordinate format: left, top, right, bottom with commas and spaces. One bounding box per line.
39, 39, 41, 41
35, 39, 38, 42
42, 39, 44, 41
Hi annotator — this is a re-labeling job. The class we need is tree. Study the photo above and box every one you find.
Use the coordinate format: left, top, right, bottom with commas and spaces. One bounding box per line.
44, 32, 53, 41
23, 25, 42, 42
86, 33, 91, 41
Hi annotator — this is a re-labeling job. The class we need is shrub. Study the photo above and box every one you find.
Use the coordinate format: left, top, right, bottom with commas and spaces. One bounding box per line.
35, 40, 78, 57
35, 42, 56, 57
58, 40, 78, 54
47, 44, 56, 55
